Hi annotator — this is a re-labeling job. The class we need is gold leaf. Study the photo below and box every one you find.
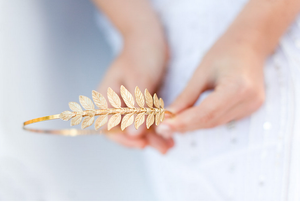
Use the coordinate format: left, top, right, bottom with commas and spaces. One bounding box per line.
95, 114, 108, 130
79, 95, 95, 110
71, 115, 82, 126
59, 111, 74, 121
146, 113, 154, 129
144, 89, 153, 108
121, 113, 134, 130
160, 98, 164, 109
160, 111, 165, 122
135, 86, 144, 108
120, 85, 134, 108
155, 112, 161, 126
108, 113, 121, 130
81, 116, 95, 129
69, 102, 82, 112
92, 90, 107, 109
135, 113, 145, 129
153, 93, 160, 108
107, 87, 121, 108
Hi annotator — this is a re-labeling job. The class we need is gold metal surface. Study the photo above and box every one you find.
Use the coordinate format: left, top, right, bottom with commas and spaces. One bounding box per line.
23, 85, 175, 136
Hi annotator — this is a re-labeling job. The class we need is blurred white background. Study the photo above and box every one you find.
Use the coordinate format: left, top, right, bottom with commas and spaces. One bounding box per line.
0, 0, 155, 200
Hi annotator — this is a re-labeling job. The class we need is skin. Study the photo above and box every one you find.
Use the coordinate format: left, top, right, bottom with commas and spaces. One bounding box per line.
93, 0, 173, 153
93, 0, 300, 153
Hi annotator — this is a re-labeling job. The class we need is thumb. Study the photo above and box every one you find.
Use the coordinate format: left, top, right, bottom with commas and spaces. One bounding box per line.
156, 69, 210, 138
158, 81, 242, 135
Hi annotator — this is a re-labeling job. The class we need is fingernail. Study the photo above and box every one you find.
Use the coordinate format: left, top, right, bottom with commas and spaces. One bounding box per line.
156, 123, 172, 139
127, 125, 143, 137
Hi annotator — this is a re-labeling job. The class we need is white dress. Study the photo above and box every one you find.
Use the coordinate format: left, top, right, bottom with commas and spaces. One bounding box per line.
97, 0, 300, 200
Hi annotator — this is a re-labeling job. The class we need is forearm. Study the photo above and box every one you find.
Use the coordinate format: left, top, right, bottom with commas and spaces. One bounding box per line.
92, 0, 164, 42
92, 0, 167, 67
224, 0, 300, 58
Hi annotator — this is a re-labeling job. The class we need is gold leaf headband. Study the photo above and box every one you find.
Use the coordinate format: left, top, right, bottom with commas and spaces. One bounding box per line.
23, 85, 174, 136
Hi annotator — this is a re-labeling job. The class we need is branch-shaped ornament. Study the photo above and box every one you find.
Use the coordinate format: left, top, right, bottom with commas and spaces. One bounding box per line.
59, 85, 169, 131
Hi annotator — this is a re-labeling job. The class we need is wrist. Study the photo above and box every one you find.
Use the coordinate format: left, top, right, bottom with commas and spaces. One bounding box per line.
117, 30, 168, 89
223, 0, 300, 60
122, 28, 169, 66
221, 23, 271, 61
124, 25, 167, 50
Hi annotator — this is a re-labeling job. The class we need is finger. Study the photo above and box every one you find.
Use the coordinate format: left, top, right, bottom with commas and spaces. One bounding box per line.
214, 94, 264, 125
167, 67, 211, 114
159, 84, 242, 133
125, 124, 147, 138
97, 69, 147, 132
107, 133, 147, 149
146, 132, 174, 154
196, 101, 250, 128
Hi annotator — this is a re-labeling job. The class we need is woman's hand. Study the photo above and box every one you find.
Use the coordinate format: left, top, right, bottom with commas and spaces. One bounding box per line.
156, 33, 266, 138
98, 33, 174, 153
93, 0, 175, 153
155, 0, 300, 138
94, 0, 300, 150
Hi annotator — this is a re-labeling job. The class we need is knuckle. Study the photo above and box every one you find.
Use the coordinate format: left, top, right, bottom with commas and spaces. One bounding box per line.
175, 120, 188, 132
204, 121, 218, 128
236, 79, 255, 98
237, 80, 265, 112
199, 111, 217, 128
252, 91, 265, 110
220, 77, 256, 99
